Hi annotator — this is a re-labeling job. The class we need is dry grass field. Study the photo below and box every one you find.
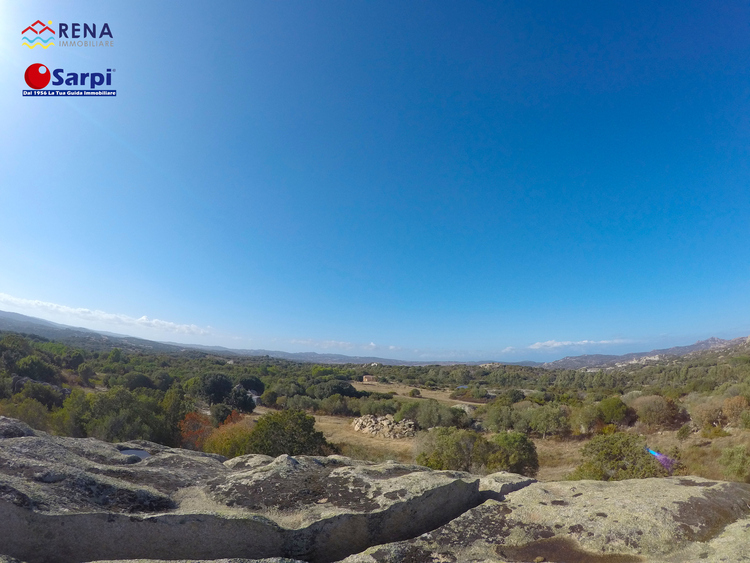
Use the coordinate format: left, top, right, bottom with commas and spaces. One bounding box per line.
351, 381, 479, 407
241, 406, 414, 463
635, 427, 750, 480
243, 405, 750, 482
532, 437, 586, 481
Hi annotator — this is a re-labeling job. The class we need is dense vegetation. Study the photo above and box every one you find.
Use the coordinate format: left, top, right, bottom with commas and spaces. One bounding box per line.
1, 330, 750, 482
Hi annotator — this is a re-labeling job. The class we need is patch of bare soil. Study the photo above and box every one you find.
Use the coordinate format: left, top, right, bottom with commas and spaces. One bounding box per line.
533, 437, 585, 481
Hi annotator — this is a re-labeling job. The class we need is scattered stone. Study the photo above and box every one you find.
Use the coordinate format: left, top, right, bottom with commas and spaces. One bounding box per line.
351, 415, 416, 439
451, 404, 476, 415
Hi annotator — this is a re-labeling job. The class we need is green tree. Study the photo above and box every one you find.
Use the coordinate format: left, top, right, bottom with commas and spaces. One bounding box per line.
161, 385, 193, 446
77, 363, 95, 386
598, 396, 629, 425
245, 409, 332, 457
227, 385, 256, 413
530, 404, 569, 439
15, 356, 59, 384
51, 389, 92, 437
19, 382, 64, 409
199, 373, 233, 405
210, 403, 234, 426
85, 387, 168, 443
484, 404, 515, 432
237, 375, 265, 394
570, 403, 602, 435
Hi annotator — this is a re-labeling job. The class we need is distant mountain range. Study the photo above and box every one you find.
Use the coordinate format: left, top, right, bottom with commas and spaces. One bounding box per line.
539, 336, 749, 370
0, 309, 747, 369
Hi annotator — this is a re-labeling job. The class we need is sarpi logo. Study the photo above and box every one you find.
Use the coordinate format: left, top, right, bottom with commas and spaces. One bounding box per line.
22, 20, 55, 49
24, 63, 116, 97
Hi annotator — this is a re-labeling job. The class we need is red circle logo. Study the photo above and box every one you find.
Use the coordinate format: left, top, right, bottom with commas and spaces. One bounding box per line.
25, 63, 51, 89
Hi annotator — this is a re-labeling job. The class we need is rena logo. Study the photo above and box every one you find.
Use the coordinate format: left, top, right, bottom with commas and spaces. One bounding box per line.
24, 63, 114, 90
58, 23, 113, 39
22, 20, 114, 48
21, 20, 56, 49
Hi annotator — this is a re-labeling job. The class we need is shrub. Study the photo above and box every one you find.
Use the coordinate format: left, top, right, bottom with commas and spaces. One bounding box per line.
570, 403, 602, 435
286, 394, 319, 412
122, 373, 154, 391
691, 399, 725, 429
203, 422, 253, 458
0, 397, 50, 431
719, 446, 750, 482
395, 399, 463, 429
19, 382, 64, 409
260, 389, 278, 408
358, 398, 398, 416
722, 396, 749, 426
598, 396, 630, 425
632, 395, 679, 428
179, 411, 213, 450
490, 432, 539, 477
416, 428, 538, 476
677, 424, 691, 441
700, 425, 730, 439
567, 432, 667, 481
244, 409, 333, 457
318, 394, 355, 416
416, 427, 496, 473
408, 389, 421, 398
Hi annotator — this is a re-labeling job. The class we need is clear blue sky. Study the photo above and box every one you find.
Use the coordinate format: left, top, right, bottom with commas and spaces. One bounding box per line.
1, 1, 749, 361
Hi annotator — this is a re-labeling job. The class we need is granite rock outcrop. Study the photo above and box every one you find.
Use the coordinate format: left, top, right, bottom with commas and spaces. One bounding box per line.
2, 416, 750, 563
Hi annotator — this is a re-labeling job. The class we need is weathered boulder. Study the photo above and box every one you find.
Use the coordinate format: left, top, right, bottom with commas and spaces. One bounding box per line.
0, 417, 35, 439
351, 415, 416, 439
0, 418, 480, 563
342, 477, 750, 562
11, 375, 70, 400
4, 414, 750, 563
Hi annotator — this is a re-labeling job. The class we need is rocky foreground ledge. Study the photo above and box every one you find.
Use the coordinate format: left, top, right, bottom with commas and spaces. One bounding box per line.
1, 416, 749, 563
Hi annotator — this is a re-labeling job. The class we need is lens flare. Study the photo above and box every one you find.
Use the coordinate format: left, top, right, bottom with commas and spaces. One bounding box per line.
647, 448, 676, 473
